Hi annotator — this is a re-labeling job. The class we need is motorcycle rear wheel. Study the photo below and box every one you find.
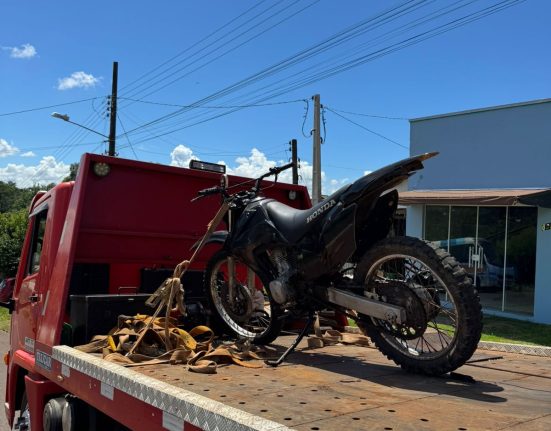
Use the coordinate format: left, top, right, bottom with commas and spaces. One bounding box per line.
204, 250, 283, 345
354, 236, 482, 376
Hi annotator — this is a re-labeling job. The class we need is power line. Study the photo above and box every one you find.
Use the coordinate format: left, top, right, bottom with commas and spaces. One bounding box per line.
122, 0, 502, 140
325, 107, 408, 150
178, 0, 520, 120
118, 1, 422, 137
117, 114, 139, 160
325, 107, 408, 120
117, 97, 306, 109
19, 101, 108, 188
119, 0, 272, 95
0, 97, 103, 117
120, 0, 318, 103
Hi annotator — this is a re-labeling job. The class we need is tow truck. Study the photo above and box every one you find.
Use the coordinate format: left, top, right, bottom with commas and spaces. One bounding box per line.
3, 153, 550, 431
2, 153, 311, 430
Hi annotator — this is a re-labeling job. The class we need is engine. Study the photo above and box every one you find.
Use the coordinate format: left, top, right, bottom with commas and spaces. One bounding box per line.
267, 249, 296, 305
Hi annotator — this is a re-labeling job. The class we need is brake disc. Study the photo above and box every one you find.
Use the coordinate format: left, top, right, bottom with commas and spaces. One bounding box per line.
221, 283, 254, 323
374, 281, 428, 340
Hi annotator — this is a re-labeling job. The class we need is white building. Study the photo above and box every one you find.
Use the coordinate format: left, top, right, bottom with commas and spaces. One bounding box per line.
400, 98, 551, 324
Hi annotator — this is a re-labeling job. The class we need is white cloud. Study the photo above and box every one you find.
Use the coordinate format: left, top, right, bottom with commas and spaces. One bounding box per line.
0, 139, 19, 157
170, 145, 197, 167
21, 151, 36, 158
3, 43, 37, 59
0, 156, 69, 187
226, 148, 276, 178
57, 71, 101, 90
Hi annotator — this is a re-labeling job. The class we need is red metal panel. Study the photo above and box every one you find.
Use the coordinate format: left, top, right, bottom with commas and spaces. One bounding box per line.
24, 374, 63, 431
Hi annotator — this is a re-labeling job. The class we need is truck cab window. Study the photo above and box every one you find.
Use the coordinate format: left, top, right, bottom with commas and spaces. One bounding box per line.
27, 210, 48, 275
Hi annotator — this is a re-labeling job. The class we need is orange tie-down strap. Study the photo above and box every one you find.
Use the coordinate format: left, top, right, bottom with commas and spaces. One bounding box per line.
307, 314, 372, 349
75, 315, 273, 373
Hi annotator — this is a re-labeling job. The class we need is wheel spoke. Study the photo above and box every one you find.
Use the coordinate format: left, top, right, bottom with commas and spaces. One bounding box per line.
209, 255, 276, 340
365, 253, 461, 359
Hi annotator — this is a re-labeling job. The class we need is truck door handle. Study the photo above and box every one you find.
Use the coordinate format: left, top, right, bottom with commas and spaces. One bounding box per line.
29, 294, 39, 303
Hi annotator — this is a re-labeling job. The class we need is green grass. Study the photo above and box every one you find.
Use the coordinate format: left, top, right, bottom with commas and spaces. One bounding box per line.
0, 307, 10, 331
349, 314, 551, 347
480, 315, 551, 346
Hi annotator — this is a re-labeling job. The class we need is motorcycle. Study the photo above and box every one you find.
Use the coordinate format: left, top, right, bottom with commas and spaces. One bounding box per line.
192, 152, 482, 375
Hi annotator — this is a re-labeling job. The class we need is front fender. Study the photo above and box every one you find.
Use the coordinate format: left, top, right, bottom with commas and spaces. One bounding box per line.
190, 230, 228, 251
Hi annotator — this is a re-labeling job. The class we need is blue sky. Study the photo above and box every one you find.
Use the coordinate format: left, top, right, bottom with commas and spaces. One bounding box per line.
1, 0, 549, 193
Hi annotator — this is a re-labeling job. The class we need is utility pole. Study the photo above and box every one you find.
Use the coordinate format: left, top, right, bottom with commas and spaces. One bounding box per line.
312, 94, 322, 204
108, 61, 118, 156
290, 139, 298, 185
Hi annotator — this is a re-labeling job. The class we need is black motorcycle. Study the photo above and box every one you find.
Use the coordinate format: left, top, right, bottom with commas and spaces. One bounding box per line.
192, 153, 482, 375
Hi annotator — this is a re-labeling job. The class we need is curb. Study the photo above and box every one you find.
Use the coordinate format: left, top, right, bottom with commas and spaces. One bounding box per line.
344, 326, 551, 357
477, 341, 551, 357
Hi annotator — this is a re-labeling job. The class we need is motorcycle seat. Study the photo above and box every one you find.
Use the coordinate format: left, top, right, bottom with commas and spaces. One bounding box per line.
265, 185, 349, 243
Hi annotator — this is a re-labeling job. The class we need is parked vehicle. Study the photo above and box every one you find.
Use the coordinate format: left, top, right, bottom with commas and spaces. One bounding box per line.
1, 152, 482, 431
1, 153, 310, 431
198, 153, 483, 375
430, 237, 515, 290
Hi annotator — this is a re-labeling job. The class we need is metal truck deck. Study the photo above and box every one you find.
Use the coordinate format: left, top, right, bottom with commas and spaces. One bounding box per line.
52, 336, 551, 431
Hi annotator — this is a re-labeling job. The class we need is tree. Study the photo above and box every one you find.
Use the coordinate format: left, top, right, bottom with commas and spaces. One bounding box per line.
63, 163, 80, 182
0, 209, 28, 276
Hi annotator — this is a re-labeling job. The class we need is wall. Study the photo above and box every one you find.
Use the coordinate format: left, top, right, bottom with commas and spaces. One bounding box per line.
405, 204, 424, 238
409, 100, 551, 190
534, 207, 551, 324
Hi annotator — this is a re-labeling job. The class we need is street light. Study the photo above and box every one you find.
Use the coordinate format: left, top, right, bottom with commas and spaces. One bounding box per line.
51, 112, 70, 122
51, 112, 109, 140
51, 111, 116, 156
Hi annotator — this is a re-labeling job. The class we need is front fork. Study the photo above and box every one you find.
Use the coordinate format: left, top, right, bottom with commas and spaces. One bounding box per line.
226, 256, 258, 307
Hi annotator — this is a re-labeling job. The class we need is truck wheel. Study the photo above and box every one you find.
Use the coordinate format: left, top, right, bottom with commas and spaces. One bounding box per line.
204, 250, 283, 344
12, 392, 30, 431
43, 397, 67, 431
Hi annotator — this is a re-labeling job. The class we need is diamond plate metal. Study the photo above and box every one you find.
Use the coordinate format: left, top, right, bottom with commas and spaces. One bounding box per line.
478, 341, 551, 357
53, 346, 292, 431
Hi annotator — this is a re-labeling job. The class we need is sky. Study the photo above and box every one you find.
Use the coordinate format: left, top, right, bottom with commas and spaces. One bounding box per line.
1, 0, 550, 194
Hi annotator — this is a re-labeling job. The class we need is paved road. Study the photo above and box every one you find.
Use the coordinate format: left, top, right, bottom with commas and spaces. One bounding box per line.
0, 330, 10, 431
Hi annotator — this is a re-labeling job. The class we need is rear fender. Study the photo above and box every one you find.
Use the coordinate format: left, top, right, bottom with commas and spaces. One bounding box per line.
353, 190, 399, 260
340, 152, 437, 206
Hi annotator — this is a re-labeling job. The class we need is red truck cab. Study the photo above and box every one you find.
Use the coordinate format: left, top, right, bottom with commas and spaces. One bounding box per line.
3, 153, 310, 430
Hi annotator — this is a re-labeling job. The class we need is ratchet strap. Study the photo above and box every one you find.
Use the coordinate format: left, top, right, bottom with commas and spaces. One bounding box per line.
75, 314, 267, 373
307, 313, 371, 348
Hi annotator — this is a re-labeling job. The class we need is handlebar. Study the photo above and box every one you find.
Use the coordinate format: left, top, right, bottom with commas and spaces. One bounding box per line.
192, 162, 295, 202
268, 162, 294, 177
197, 186, 221, 197
191, 186, 222, 202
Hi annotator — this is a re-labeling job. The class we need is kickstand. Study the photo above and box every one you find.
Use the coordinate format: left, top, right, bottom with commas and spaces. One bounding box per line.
265, 312, 315, 367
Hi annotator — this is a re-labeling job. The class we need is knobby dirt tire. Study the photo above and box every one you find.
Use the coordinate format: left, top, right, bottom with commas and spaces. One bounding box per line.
204, 250, 283, 345
354, 236, 482, 376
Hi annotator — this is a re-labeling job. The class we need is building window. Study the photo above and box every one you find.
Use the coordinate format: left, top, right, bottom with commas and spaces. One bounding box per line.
504, 207, 536, 314
424, 205, 537, 316
424, 206, 449, 241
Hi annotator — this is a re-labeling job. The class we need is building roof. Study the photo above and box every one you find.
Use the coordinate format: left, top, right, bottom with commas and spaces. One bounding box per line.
410, 98, 551, 123
399, 189, 551, 208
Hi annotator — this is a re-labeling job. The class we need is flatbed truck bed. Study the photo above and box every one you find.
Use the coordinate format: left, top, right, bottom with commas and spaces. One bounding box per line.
48, 336, 551, 431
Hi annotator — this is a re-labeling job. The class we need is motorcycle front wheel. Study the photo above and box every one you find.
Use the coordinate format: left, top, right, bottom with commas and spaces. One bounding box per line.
204, 250, 283, 344
354, 236, 482, 376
